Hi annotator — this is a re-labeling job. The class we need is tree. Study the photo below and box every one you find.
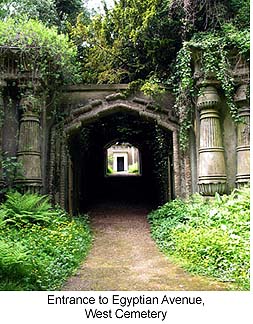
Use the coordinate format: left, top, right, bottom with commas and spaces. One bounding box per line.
55, 0, 84, 23
71, 0, 182, 83
0, 0, 57, 24
168, 0, 250, 39
70, 0, 250, 84
0, 0, 90, 31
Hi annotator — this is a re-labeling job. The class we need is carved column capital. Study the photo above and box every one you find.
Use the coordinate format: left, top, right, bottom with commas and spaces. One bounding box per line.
20, 89, 41, 114
197, 85, 220, 111
234, 84, 250, 115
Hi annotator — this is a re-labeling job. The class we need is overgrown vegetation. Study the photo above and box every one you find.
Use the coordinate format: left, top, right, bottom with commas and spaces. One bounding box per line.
0, 0, 250, 291
68, 0, 250, 148
0, 18, 80, 88
69, 0, 249, 83
0, 192, 92, 290
173, 23, 250, 149
0, 1, 250, 148
0, 0, 89, 31
148, 186, 250, 290
70, 0, 182, 84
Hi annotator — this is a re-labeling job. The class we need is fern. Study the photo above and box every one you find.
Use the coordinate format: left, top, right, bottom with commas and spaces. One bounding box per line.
1, 191, 58, 226
0, 240, 30, 279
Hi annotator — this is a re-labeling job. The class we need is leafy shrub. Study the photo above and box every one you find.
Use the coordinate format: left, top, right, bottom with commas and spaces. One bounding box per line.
1, 191, 58, 226
0, 192, 92, 290
0, 240, 29, 275
0, 17, 80, 85
148, 187, 250, 290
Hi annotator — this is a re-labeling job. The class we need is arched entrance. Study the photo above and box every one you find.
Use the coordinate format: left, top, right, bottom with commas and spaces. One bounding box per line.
49, 93, 181, 214
67, 111, 174, 213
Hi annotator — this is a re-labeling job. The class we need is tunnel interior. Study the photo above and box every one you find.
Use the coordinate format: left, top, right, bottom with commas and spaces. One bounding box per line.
68, 112, 174, 213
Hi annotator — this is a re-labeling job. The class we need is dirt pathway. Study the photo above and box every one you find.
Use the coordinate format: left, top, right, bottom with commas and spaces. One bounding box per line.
62, 203, 228, 291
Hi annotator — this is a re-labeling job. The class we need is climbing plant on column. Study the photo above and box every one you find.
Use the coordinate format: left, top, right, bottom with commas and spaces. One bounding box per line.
172, 23, 250, 150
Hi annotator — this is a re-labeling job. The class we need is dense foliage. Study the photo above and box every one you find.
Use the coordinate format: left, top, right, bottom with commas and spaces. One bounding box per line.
0, 17, 80, 87
71, 0, 182, 83
0, 192, 92, 290
69, 0, 249, 84
0, 1, 249, 110
68, 0, 250, 148
148, 186, 250, 290
168, 1, 249, 149
0, 0, 89, 30
0, 1, 250, 291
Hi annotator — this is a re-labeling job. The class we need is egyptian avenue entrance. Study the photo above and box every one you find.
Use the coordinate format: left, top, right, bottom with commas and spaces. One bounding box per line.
68, 112, 174, 213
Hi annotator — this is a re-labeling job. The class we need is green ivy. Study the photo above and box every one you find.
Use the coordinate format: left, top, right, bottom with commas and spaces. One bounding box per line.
1, 153, 24, 192
173, 24, 250, 149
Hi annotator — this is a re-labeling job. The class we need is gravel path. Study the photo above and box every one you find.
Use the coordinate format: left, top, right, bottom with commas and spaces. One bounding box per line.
62, 203, 228, 291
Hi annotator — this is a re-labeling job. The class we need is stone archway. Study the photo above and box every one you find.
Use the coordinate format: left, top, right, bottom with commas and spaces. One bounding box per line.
0, 54, 249, 210
49, 91, 181, 213
67, 106, 177, 213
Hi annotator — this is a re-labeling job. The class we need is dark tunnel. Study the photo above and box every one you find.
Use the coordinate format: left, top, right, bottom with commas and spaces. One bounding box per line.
68, 112, 174, 213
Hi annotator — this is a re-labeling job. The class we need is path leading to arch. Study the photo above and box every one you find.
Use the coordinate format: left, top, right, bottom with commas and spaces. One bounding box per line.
63, 203, 228, 291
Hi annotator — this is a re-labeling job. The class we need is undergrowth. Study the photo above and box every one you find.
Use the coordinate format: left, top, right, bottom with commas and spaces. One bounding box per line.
0, 192, 92, 290
148, 186, 250, 290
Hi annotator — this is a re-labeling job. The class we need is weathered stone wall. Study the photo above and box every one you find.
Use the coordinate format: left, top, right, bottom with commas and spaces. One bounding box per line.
0, 63, 249, 210
53, 85, 180, 210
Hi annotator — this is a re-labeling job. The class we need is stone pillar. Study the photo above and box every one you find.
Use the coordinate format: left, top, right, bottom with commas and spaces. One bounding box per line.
234, 84, 250, 186
16, 92, 42, 193
197, 85, 227, 195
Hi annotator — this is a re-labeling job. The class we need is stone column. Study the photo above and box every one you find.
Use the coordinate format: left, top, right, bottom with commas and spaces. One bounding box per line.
0, 81, 6, 189
16, 91, 42, 193
234, 84, 250, 186
197, 85, 227, 195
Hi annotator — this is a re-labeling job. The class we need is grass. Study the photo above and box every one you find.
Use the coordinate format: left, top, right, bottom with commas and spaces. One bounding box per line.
148, 186, 250, 290
0, 191, 92, 290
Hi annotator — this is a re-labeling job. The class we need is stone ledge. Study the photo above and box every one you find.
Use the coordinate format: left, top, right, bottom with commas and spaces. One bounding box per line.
63, 84, 129, 92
